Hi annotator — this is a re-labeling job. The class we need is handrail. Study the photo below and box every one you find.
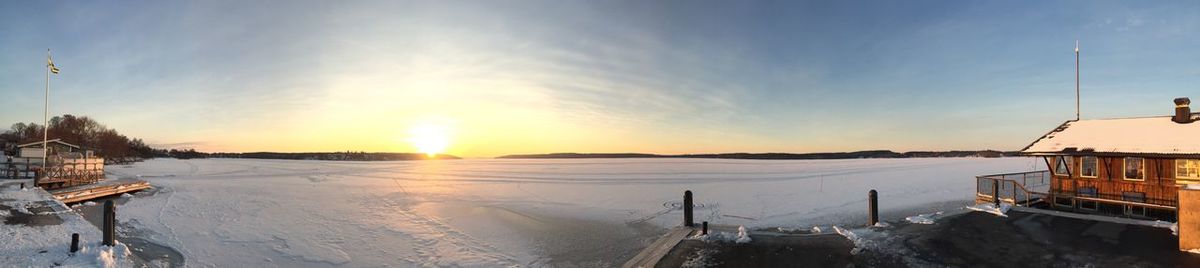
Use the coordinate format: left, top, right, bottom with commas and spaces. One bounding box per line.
976, 170, 1051, 207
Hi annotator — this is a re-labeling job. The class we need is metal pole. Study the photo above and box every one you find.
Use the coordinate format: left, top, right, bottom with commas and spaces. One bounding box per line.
40, 49, 50, 188
683, 190, 694, 227
868, 190, 878, 226
1075, 40, 1080, 121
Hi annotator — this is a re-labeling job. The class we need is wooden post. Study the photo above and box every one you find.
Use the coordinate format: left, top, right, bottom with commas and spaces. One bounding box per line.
683, 190, 694, 227
702, 221, 708, 235
70, 233, 80, 253
1180, 187, 1200, 251
993, 180, 1001, 206
868, 189, 879, 226
103, 200, 115, 247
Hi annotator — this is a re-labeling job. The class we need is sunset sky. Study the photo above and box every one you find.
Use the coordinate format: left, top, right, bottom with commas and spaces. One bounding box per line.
3, 1, 1200, 157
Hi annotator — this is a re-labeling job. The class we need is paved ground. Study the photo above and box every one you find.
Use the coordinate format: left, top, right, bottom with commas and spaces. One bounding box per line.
655, 209, 1200, 267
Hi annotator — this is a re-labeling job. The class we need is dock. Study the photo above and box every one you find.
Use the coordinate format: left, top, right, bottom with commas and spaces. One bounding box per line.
47, 178, 151, 203
623, 226, 697, 268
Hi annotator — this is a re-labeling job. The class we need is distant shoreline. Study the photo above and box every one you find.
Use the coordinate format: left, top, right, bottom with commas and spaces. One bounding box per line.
496, 150, 1017, 160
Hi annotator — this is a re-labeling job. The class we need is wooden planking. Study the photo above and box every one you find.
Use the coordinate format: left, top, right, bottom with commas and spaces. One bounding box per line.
1180, 188, 1200, 250
623, 226, 696, 268
1051, 156, 1183, 206
51, 180, 151, 203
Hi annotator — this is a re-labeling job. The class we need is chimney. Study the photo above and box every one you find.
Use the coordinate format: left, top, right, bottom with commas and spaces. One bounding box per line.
1175, 97, 1193, 124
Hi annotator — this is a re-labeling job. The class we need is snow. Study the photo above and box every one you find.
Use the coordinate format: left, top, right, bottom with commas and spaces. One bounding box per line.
1187, 249, 1200, 255
1185, 184, 1200, 190
966, 203, 1011, 217
1151, 220, 1178, 236
735, 226, 752, 244
905, 211, 943, 224
1022, 116, 1200, 155
108, 157, 1034, 266
0, 185, 133, 267
832, 226, 865, 255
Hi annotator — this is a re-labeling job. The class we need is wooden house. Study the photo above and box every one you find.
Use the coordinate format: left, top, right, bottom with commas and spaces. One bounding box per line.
16, 138, 80, 159
985, 97, 1199, 220
3, 139, 105, 188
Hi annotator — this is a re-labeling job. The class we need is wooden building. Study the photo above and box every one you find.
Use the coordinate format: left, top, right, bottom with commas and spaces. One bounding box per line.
3, 139, 105, 189
985, 97, 1199, 220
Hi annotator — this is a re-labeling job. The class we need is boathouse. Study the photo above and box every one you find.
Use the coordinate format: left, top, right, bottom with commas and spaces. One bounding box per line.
3, 139, 106, 189
978, 97, 1199, 220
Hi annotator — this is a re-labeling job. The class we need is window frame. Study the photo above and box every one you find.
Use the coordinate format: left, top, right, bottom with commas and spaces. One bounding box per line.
1079, 156, 1099, 178
1123, 157, 1145, 181
1054, 156, 1072, 176
1178, 159, 1200, 180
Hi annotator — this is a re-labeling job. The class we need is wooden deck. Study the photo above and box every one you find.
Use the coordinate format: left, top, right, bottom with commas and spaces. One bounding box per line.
47, 178, 151, 203
623, 226, 696, 268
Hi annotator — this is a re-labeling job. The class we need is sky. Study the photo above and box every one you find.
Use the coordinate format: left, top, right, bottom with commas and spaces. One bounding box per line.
2, 1, 1200, 157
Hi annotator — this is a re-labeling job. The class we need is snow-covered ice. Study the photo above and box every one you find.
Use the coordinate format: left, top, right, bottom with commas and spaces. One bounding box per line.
107, 157, 1035, 266
904, 211, 943, 224
966, 203, 1012, 217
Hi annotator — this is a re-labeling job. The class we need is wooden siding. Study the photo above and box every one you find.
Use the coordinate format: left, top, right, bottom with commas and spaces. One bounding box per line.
1048, 156, 1184, 206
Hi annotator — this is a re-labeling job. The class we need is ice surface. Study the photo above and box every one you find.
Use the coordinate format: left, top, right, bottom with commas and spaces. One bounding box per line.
904, 211, 943, 224
109, 157, 1034, 266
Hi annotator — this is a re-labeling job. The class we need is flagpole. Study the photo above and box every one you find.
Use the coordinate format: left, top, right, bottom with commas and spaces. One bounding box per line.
41, 49, 50, 187
1075, 40, 1080, 121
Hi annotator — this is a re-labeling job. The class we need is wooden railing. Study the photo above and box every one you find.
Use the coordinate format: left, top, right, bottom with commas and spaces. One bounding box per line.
976, 170, 1051, 206
1052, 178, 1179, 209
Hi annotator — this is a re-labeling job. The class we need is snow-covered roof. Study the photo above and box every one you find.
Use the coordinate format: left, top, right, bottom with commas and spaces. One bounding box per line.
17, 139, 79, 149
1021, 115, 1200, 157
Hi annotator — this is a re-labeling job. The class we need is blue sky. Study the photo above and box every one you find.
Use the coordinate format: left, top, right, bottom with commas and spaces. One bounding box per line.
2, 1, 1199, 156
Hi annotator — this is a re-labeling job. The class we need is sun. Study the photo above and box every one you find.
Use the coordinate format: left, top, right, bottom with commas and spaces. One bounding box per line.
408, 123, 452, 157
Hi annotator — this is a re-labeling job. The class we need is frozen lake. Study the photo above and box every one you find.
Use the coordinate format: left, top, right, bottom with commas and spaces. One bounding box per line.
106, 157, 1038, 267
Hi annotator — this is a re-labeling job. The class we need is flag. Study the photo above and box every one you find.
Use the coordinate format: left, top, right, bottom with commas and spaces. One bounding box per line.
47, 53, 60, 74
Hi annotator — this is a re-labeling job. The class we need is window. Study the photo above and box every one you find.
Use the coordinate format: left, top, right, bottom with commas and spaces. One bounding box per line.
1124, 157, 1144, 181
1080, 156, 1098, 178
1178, 159, 1200, 180
1054, 156, 1072, 176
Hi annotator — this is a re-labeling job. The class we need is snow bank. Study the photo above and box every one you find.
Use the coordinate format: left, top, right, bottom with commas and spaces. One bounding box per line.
966, 203, 1011, 217
905, 211, 943, 225
832, 226, 866, 255
692, 225, 751, 244
735, 226, 752, 244
0, 186, 133, 267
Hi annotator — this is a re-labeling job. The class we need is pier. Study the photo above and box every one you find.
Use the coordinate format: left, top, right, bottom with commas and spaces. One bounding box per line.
48, 178, 150, 204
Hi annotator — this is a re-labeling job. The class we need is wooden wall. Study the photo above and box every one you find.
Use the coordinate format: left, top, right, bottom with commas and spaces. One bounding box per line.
1048, 156, 1182, 205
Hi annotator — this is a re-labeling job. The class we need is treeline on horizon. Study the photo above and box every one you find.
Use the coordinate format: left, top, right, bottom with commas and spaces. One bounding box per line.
498, 150, 1018, 160
1, 114, 160, 163
174, 151, 460, 161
